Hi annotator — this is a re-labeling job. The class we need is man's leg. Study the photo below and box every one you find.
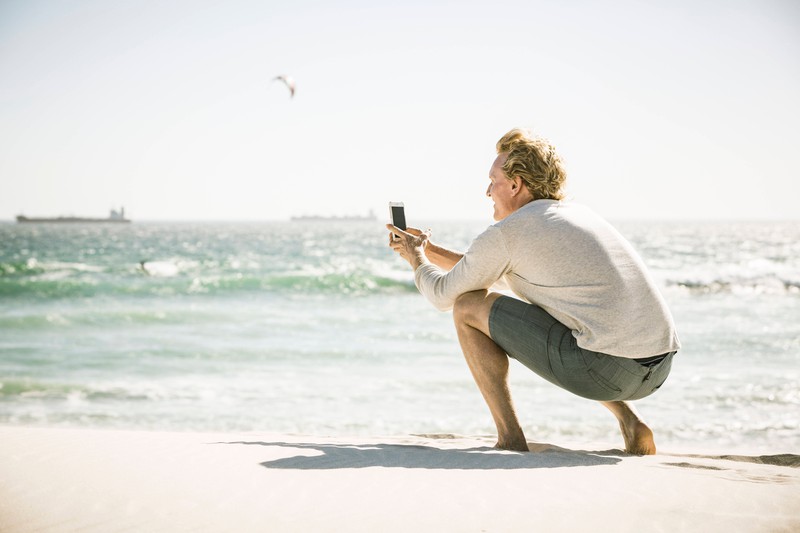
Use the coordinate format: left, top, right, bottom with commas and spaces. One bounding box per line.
452, 290, 528, 452
600, 401, 656, 455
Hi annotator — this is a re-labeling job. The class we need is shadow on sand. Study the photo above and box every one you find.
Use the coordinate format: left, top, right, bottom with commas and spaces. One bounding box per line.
220, 440, 623, 470
669, 453, 800, 469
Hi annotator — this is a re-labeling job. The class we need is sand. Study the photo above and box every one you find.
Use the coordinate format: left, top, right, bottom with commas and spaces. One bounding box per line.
1, 426, 798, 533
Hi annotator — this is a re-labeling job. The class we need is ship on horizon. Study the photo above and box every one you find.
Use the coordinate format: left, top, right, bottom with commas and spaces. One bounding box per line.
16, 207, 131, 224
290, 210, 376, 222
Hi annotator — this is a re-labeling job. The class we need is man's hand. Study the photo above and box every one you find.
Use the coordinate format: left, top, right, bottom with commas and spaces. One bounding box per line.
386, 225, 431, 270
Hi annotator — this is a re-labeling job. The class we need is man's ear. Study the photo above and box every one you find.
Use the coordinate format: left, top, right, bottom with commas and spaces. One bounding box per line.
511, 176, 522, 195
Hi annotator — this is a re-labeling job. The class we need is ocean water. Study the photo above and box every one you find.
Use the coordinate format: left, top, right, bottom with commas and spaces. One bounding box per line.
1, 219, 798, 452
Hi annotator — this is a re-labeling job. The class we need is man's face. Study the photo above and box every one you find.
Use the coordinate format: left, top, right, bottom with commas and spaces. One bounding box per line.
486, 153, 516, 221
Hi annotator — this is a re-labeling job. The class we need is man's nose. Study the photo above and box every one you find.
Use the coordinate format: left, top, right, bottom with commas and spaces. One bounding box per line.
485, 184, 491, 197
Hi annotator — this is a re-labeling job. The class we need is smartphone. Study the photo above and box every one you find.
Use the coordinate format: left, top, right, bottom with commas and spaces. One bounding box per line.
389, 201, 406, 239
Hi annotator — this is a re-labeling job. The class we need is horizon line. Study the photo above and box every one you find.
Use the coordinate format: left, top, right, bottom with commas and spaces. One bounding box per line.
2, 216, 799, 224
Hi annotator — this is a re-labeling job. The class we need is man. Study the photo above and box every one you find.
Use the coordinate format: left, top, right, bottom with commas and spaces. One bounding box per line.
387, 128, 680, 455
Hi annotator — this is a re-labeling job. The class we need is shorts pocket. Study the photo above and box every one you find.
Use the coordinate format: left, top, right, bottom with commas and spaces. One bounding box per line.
587, 368, 623, 394
577, 349, 631, 400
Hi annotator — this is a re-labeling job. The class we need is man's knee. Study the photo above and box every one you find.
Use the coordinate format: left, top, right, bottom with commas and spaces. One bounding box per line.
453, 290, 491, 327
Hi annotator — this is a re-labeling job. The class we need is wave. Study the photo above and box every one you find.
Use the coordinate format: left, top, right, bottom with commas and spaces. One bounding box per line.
0, 260, 45, 277
0, 267, 417, 299
261, 272, 415, 293
0, 259, 104, 276
0, 379, 152, 402
665, 275, 800, 295
5, 259, 799, 299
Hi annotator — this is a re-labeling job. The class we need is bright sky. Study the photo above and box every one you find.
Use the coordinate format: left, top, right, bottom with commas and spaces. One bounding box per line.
1, 0, 798, 221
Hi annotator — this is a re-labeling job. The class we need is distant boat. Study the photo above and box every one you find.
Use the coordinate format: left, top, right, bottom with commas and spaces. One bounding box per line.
16, 207, 131, 224
290, 210, 376, 222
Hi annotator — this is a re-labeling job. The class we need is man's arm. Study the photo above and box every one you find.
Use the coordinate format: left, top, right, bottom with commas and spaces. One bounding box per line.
387, 223, 510, 312
414, 225, 511, 311
423, 241, 462, 271
399, 227, 463, 271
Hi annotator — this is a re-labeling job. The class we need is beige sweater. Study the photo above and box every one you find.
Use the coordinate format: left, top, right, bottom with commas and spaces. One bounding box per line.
415, 200, 681, 358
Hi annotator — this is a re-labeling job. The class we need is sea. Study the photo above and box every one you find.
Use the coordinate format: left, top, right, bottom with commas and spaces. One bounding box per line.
1, 219, 798, 453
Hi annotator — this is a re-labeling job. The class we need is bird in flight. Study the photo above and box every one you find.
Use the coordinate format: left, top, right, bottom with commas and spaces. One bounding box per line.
273, 75, 296, 98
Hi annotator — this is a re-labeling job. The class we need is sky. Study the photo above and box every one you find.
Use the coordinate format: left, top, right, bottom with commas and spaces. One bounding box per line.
1, 0, 798, 222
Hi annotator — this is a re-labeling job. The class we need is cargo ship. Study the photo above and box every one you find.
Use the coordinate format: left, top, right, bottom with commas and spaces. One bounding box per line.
16, 207, 131, 224
290, 210, 376, 222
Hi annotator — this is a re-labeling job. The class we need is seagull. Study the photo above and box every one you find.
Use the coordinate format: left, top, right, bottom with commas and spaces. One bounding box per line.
273, 75, 296, 98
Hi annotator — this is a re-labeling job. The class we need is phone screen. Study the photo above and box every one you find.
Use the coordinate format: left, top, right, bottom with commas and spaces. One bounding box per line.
391, 204, 406, 231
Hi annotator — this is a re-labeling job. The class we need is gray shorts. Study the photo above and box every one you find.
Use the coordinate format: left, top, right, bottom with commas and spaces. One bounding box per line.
488, 295, 675, 401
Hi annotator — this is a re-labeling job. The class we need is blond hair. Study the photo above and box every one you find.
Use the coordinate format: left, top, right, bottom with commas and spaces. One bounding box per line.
496, 128, 566, 201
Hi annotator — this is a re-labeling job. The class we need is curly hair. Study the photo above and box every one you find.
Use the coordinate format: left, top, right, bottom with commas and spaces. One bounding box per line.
496, 128, 566, 201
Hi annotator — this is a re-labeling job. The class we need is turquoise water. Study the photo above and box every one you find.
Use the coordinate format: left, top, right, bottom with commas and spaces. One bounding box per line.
1, 220, 798, 451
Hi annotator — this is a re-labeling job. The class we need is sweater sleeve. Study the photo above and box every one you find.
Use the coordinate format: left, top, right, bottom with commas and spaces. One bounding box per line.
414, 225, 511, 311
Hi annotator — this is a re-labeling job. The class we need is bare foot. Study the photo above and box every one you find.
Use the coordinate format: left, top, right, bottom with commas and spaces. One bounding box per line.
601, 401, 657, 455
618, 418, 656, 455
494, 438, 530, 452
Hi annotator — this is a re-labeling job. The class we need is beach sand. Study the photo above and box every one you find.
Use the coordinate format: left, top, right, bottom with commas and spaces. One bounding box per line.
1, 426, 798, 533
